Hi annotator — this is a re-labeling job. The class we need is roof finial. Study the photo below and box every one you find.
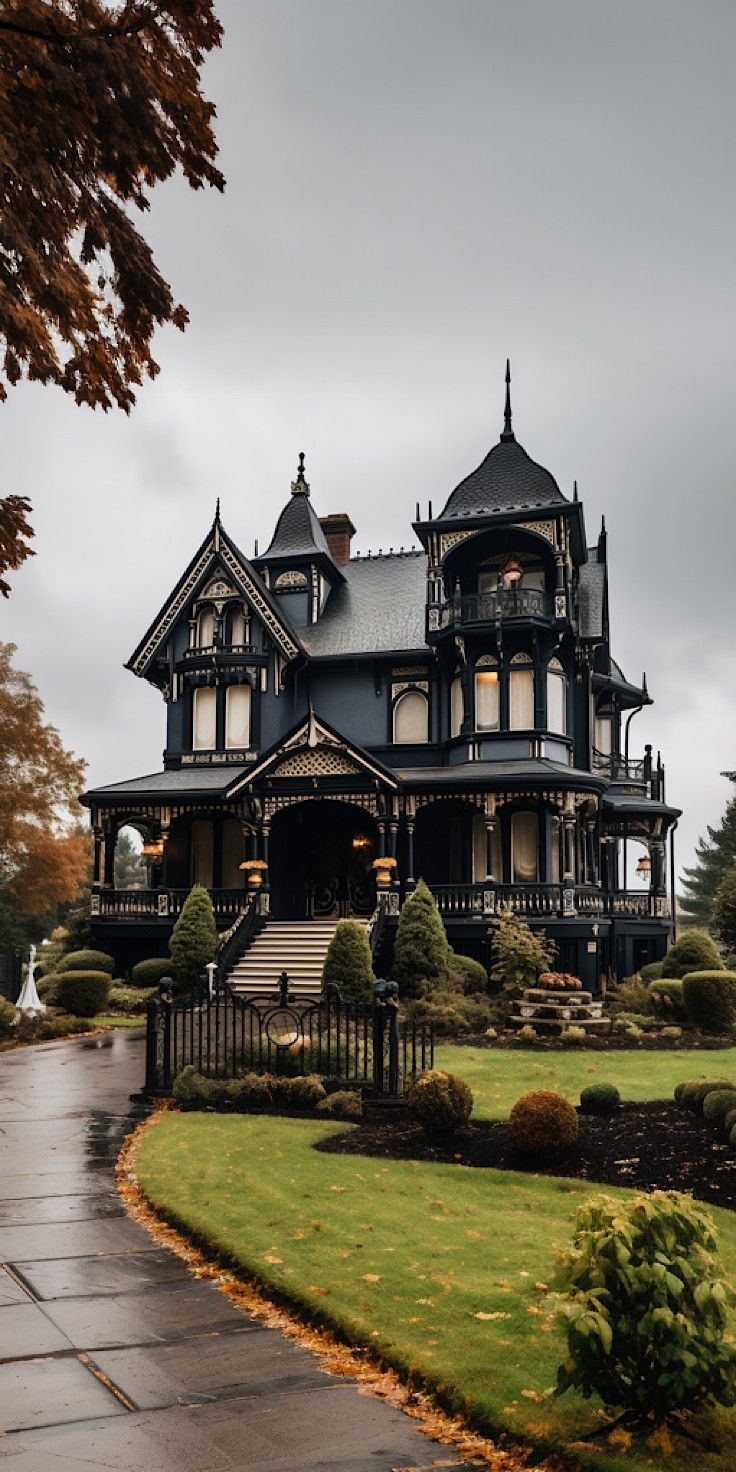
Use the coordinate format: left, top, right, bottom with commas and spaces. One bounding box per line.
215, 496, 220, 521
573, 480, 578, 502
291, 451, 310, 497
501, 358, 515, 442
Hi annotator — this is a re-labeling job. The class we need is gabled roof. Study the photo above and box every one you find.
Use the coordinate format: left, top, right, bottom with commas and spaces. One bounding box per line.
300, 551, 428, 657
126, 509, 303, 681
226, 710, 399, 795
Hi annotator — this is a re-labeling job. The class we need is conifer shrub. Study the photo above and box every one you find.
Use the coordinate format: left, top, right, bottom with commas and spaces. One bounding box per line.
702, 1088, 736, 1127
56, 948, 115, 975
168, 885, 218, 994
661, 929, 723, 979
552, 1190, 736, 1429
392, 879, 450, 998
579, 1083, 620, 1114
317, 1090, 363, 1120
448, 949, 488, 994
321, 920, 374, 1002
407, 1069, 473, 1137
490, 908, 555, 998
509, 1090, 579, 1154
647, 978, 686, 1020
682, 970, 736, 1033
56, 971, 111, 1016
130, 957, 173, 987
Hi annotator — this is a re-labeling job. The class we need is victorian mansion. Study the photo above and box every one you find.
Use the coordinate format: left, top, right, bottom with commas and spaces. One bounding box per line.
82, 369, 679, 986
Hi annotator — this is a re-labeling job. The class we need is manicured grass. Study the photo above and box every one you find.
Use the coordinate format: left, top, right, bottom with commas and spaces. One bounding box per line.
94, 1014, 145, 1028
434, 1043, 736, 1120
137, 1112, 736, 1471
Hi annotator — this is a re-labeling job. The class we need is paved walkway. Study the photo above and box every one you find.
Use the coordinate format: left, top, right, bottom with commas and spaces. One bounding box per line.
0, 1030, 471, 1470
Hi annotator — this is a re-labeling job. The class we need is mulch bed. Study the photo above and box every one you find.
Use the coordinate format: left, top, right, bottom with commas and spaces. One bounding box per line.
453, 1031, 733, 1051
318, 1101, 736, 1211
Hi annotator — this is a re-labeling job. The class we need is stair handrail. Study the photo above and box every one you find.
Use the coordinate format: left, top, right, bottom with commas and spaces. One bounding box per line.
369, 900, 387, 965
216, 892, 263, 986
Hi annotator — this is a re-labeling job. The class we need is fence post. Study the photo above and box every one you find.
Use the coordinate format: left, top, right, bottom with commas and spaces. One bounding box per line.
386, 982, 400, 1097
160, 978, 174, 1092
144, 995, 160, 1094
372, 980, 386, 1094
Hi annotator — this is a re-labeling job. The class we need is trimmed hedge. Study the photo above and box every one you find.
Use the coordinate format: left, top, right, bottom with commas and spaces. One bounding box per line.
57, 949, 115, 975
448, 950, 488, 995
639, 960, 664, 984
316, 1090, 363, 1121
130, 957, 174, 987
647, 978, 686, 1020
172, 1066, 327, 1113
579, 1083, 620, 1114
682, 970, 736, 1034
406, 1069, 473, 1137
676, 1078, 734, 1111
56, 972, 111, 1017
509, 1089, 579, 1154
661, 930, 723, 979
107, 985, 157, 1015
702, 1088, 736, 1126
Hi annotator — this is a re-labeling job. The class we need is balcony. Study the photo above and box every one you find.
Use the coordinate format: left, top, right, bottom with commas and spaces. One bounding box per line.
427, 883, 669, 921
592, 749, 665, 801
427, 586, 553, 637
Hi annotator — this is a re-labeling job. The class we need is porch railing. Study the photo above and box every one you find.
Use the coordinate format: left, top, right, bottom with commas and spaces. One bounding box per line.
429, 882, 664, 920
91, 887, 249, 921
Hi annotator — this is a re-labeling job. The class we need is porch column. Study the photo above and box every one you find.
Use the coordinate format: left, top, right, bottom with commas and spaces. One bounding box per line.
484, 795, 497, 883
93, 827, 104, 886
650, 839, 666, 914
585, 821, 598, 886
388, 819, 398, 859
103, 821, 116, 887
261, 819, 270, 890
405, 818, 415, 891
377, 818, 387, 858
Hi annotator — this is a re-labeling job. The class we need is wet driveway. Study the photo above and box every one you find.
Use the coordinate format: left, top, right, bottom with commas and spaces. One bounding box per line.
0, 1030, 468, 1470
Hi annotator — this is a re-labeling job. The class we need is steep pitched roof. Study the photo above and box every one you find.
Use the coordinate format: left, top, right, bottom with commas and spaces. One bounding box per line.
227, 711, 399, 794
257, 454, 340, 579
578, 558, 606, 639
300, 551, 428, 657
126, 510, 303, 680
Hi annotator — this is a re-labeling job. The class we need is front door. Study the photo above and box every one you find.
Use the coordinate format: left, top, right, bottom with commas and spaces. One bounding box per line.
269, 801, 377, 919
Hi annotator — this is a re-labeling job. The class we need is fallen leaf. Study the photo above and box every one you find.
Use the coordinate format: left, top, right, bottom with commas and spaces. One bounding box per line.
361, 1273, 381, 1283
472, 1311, 511, 1321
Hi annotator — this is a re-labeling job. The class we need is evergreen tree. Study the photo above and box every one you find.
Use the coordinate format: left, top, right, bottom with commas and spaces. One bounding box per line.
680, 788, 736, 929
168, 885, 218, 994
712, 868, 736, 960
490, 908, 555, 997
322, 920, 374, 1002
392, 879, 450, 998
114, 832, 146, 890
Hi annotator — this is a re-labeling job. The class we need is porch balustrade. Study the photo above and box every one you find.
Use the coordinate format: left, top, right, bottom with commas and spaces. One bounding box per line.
91, 887, 248, 920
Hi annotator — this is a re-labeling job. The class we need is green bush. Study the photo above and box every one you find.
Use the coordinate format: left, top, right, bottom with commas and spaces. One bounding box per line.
56, 949, 115, 975
322, 920, 374, 1002
661, 930, 723, 979
647, 978, 686, 1021
130, 957, 174, 987
702, 1088, 736, 1126
392, 880, 450, 998
36, 973, 61, 1003
317, 1090, 363, 1121
682, 971, 736, 1034
448, 949, 488, 995
490, 908, 554, 998
579, 1083, 620, 1114
0, 995, 16, 1038
271, 1073, 326, 1110
168, 885, 218, 994
725, 1108, 736, 1135
553, 1190, 736, 1428
407, 1069, 473, 1137
677, 1078, 735, 1112
172, 1067, 326, 1113
107, 984, 156, 1015
639, 960, 664, 983
401, 985, 493, 1036
56, 972, 111, 1017
606, 977, 650, 1017
13, 1014, 96, 1043
509, 1090, 579, 1154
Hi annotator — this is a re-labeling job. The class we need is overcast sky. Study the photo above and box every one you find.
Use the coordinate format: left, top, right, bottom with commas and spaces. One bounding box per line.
2, 0, 735, 884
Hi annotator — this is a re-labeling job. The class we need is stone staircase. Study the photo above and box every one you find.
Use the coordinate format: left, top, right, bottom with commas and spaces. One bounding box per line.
227, 918, 358, 998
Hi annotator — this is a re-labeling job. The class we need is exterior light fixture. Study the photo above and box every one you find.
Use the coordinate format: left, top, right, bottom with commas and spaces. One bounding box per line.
352, 835, 371, 849
501, 558, 523, 588
142, 839, 164, 858
636, 854, 652, 877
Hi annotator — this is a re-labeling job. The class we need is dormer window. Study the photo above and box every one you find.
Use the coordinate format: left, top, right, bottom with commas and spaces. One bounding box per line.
546, 656, 567, 736
227, 606, 248, 647
393, 689, 428, 743
509, 653, 535, 730
197, 607, 215, 647
474, 656, 499, 731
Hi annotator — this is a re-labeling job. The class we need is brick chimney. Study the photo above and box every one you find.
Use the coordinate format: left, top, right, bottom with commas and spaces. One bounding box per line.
319, 512, 356, 566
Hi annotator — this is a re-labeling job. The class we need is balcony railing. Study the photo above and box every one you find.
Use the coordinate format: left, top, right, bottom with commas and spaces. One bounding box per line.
592, 749, 648, 784
91, 888, 249, 921
427, 587, 553, 635
428, 883, 667, 920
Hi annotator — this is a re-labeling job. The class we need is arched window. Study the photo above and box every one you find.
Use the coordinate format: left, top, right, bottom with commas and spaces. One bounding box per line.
393, 689, 428, 743
192, 686, 216, 750
474, 656, 499, 731
191, 819, 213, 888
472, 811, 503, 882
509, 653, 535, 730
228, 606, 248, 647
221, 817, 245, 889
512, 810, 539, 883
197, 607, 215, 647
225, 684, 251, 749
546, 657, 567, 735
450, 676, 463, 738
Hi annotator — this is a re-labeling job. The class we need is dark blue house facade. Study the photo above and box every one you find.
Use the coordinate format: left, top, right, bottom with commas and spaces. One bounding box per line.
81, 372, 679, 985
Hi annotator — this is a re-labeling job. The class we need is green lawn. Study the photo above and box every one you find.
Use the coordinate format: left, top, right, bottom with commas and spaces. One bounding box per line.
136, 1112, 736, 1472
95, 1014, 145, 1029
435, 1043, 736, 1120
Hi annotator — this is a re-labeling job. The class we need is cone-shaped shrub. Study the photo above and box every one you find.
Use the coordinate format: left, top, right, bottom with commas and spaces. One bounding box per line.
392, 879, 450, 998
322, 920, 374, 1002
168, 886, 218, 994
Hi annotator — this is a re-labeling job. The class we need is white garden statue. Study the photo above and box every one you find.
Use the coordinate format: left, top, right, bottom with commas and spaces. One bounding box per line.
14, 944, 47, 1022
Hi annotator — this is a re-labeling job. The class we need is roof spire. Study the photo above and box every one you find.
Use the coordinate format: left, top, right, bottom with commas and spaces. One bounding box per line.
215, 496, 221, 521
500, 358, 515, 442
573, 479, 578, 501
291, 451, 310, 497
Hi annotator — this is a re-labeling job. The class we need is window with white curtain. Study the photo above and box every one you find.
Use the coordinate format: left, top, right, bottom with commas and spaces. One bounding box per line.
192, 686, 216, 750
450, 676, 463, 738
191, 819, 214, 888
546, 658, 567, 735
594, 714, 612, 754
228, 607, 247, 646
221, 817, 245, 889
512, 810, 539, 882
474, 665, 500, 730
197, 607, 214, 646
472, 811, 503, 882
509, 656, 535, 730
393, 690, 428, 743
225, 684, 251, 749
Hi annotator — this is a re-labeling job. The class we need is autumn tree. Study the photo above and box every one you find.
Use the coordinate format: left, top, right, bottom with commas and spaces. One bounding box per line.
0, 495, 34, 597
0, 1, 225, 584
0, 642, 89, 928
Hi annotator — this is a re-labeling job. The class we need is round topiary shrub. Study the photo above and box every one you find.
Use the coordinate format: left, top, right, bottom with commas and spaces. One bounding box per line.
448, 950, 488, 995
407, 1069, 473, 1137
702, 1088, 736, 1126
683, 1078, 735, 1112
322, 920, 374, 1002
639, 959, 664, 984
579, 1083, 620, 1115
509, 1089, 579, 1154
725, 1107, 736, 1135
682, 971, 736, 1034
130, 957, 174, 987
56, 949, 115, 975
661, 930, 723, 979
56, 971, 111, 1017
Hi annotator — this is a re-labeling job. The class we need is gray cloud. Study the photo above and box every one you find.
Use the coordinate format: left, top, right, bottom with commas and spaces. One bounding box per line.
2, 0, 735, 882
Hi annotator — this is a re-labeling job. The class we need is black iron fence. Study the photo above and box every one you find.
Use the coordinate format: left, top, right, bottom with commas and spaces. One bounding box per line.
145, 975, 433, 1098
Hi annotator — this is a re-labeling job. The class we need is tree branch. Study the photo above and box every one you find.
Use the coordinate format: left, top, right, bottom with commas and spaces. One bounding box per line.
0, 2, 166, 46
